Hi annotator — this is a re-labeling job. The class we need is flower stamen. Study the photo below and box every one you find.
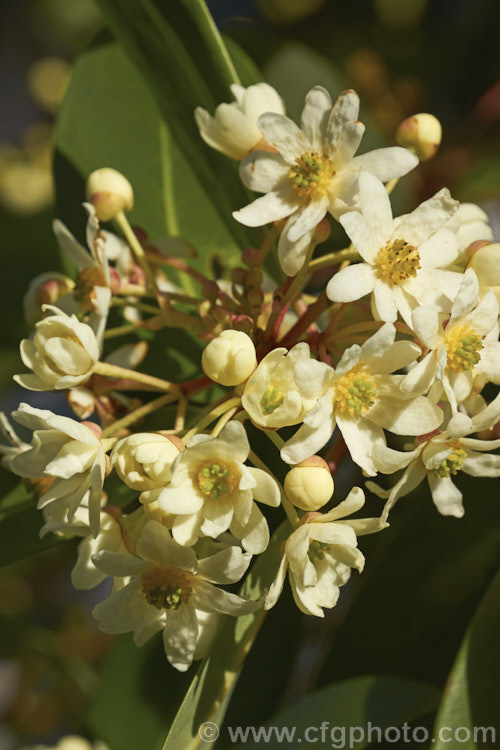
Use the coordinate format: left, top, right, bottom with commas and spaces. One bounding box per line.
375, 238, 421, 286
142, 567, 192, 610
334, 367, 377, 418
431, 445, 467, 478
289, 152, 335, 198
445, 325, 483, 372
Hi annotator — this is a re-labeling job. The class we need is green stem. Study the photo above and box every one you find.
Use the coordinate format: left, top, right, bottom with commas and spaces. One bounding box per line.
101, 392, 177, 438
248, 449, 300, 528
308, 246, 360, 272
93, 361, 180, 393
115, 210, 156, 290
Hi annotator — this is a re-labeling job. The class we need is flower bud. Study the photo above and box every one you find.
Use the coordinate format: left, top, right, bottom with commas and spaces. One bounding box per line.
284, 456, 334, 511
85, 168, 134, 222
396, 113, 442, 161
111, 433, 183, 497
202, 330, 257, 386
241, 247, 262, 268
15, 306, 99, 391
313, 216, 331, 244
468, 242, 500, 304
23, 272, 75, 326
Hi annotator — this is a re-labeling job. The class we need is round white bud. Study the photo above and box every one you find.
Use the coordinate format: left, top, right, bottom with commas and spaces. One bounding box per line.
202, 330, 257, 387
396, 113, 442, 161
85, 168, 134, 222
284, 456, 334, 511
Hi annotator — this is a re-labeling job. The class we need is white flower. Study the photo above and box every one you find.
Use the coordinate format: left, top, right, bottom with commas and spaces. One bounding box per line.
202, 330, 257, 386
53, 203, 115, 343
9, 403, 106, 536
15, 305, 99, 391
92, 520, 260, 671
368, 393, 500, 520
281, 324, 443, 476
447, 202, 493, 261
265, 487, 385, 616
241, 342, 332, 430
234, 86, 418, 275
402, 269, 500, 431
157, 421, 281, 553
195, 82, 285, 160
111, 432, 183, 503
327, 171, 462, 326
468, 242, 500, 305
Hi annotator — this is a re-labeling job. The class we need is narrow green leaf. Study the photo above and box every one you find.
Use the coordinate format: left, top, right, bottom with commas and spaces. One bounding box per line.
162, 520, 291, 750
0, 504, 65, 567
433, 569, 500, 749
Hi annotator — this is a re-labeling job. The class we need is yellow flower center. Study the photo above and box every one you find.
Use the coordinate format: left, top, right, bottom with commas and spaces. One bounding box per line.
260, 385, 285, 416
308, 540, 331, 562
444, 325, 483, 372
375, 238, 421, 286
196, 461, 238, 500
431, 444, 467, 478
334, 366, 377, 418
289, 152, 335, 198
142, 567, 192, 610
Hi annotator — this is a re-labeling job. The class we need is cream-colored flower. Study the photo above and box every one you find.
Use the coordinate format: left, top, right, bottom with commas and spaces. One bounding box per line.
467, 242, 500, 304
9, 403, 106, 536
111, 432, 183, 503
195, 82, 285, 160
327, 171, 462, 326
242, 342, 332, 430
157, 422, 281, 553
202, 330, 257, 386
368, 393, 500, 520
265, 487, 385, 616
281, 324, 443, 476
402, 269, 500, 432
92, 520, 260, 671
396, 113, 442, 161
15, 305, 99, 391
234, 86, 418, 275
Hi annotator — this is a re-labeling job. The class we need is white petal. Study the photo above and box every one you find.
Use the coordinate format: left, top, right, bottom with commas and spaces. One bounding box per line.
321, 486, 366, 521
247, 467, 281, 507
231, 502, 269, 554
172, 512, 203, 547
411, 306, 440, 349
194, 580, 261, 616
326, 263, 376, 303
395, 188, 458, 246
373, 281, 398, 323
339, 209, 381, 263
278, 219, 314, 276
286, 197, 328, 242
336, 415, 386, 476
368, 394, 443, 435
92, 550, 150, 577
239, 151, 290, 193
162, 602, 198, 672
233, 188, 299, 228
427, 474, 464, 517
264, 555, 288, 610
197, 546, 252, 585
157, 486, 204, 515
418, 229, 459, 269
257, 112, 308, 162
358, 172, 393, 242
351, 146, 418, 182
137, 520, 197, 570
462, 452, 500, 477
300, 86, 332, 150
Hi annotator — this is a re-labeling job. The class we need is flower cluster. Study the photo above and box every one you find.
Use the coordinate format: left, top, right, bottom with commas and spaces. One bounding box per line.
3, 82, 499, 673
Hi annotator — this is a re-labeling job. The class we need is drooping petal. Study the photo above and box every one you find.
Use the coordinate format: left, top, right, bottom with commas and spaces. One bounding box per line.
162, 602, 199, 672
233, 189, 299, 228
247, 467, 281, 507
286, 196, 329, 242
351, 146, 418, 183
427, 474, 464, 517
197, 546, 252, 585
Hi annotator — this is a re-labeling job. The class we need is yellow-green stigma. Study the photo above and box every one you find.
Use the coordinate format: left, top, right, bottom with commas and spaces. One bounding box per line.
432, 446, 467, 478
260, 385, 285, 416
375, 238, 421, 286
289, 152, 335, 198
142, 568, 192, 610
445, 325, 483, 372
308, 540, 331, 562
197, 461, 237, 500
334, 367, 377, 418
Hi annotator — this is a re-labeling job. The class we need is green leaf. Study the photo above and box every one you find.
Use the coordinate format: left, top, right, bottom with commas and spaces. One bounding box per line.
0, 503, 65, 567
93, 0, 259, 250
229, 675, 439, 750
433, 569, 500, 749
55, 35, 255, 281
161, 520, 291, 750
88, 632, 192, 750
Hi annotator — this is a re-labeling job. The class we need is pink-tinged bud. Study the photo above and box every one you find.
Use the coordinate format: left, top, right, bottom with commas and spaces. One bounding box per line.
81, 421, 102, 439
201, 280, 220, 301
24, 273, 75, 326
129, 263, 146, 286
396, 113, 442, 161
242, 247, 263, 268
465, 240, 493, 259
313, 217, 331, 244
85, 168, 134, 222
415, 429, 441, 447
108, 267, 121, 295
298, 511, 324, 526
247, 287, 264, 308
231, 268, 247, 286
285, 456, 334, 511
231, 315, 254, 335
246, 268, 263, 288
155, 433, 185, 453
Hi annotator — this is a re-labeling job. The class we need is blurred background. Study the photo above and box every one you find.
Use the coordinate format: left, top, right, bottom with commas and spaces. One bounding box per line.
0, 0, 499, 747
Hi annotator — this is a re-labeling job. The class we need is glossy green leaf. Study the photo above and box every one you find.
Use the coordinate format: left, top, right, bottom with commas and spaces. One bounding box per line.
229, 675, 439, 750
94, 0, 259, 250
0, 503, 65, 567
161, 520, 291, 750
433, 569, 500, 749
